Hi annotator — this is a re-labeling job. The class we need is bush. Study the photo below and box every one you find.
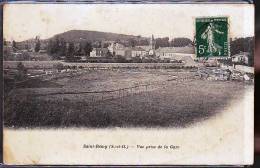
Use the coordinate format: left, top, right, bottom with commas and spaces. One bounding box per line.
64, 65, 70, 69
114, 55, 128, 63
15, 62, 27, 80
53, 63, 64, 72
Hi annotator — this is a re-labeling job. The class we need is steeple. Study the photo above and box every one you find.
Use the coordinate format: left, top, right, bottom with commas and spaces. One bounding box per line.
148, 35, 156, 56
150, 34, 155, 50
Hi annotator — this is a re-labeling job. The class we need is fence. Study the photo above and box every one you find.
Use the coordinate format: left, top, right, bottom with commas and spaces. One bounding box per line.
33, 75, 197, 105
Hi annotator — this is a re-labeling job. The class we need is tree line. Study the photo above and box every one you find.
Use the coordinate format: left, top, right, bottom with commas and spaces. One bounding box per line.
5, 35, 254, 66
47, 37, 93, 61
230, 37, 254, 66
127, 37, 193, 48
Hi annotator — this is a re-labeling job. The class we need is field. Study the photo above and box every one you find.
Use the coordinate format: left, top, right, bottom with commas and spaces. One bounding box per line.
3, 61, 196, 70
3, 64, 251, 128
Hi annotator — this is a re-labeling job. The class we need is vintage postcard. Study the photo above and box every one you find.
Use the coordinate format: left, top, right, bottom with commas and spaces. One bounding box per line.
3, 3, 254, 165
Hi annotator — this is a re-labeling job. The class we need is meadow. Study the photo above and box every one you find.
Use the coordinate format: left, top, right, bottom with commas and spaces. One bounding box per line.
3, 61, 192, 70
3, 63, 250, 128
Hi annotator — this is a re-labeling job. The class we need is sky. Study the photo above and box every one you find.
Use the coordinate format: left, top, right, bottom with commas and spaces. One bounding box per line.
4, 3, 254, 42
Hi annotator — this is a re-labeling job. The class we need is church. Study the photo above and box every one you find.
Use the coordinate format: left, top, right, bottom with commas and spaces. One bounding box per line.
136, 34, 156, 57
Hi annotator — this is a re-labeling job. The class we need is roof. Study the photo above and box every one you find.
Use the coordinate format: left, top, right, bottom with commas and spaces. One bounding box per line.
93, 48, 109, 52
136, 45, 151, 51
131, 46, 146, 51
124, 47, 132, 51
156, 46, 195, 54
232, 52, 250, 57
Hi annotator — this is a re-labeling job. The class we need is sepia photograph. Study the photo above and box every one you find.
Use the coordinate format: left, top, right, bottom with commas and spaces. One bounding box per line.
2, 3, 254, 165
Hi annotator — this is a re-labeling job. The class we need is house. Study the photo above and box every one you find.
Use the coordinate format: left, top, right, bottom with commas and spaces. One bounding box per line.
155, 46, 195, 60
231, 52, 250, 65
131, 47, 147, 58
137, 46, 156, 57
90, 48, 109, 57
108, 42, 125, 56
115, 49, 126, 57
108, 43, 142, 60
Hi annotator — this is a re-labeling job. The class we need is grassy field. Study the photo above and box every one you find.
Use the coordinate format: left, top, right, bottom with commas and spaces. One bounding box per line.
3, 61, 195, 70
4, 68, 250, 128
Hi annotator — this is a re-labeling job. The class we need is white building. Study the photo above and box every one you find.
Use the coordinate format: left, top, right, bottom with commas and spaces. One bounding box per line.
131, 47, 147, 58
155, 46, 195, 60
108, 43, 125, 56
107, 35, 156, 59
231, 52, 250, 65
90, 48, 109, 57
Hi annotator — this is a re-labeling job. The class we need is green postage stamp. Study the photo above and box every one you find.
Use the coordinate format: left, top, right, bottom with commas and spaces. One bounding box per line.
195, 17, 229, 58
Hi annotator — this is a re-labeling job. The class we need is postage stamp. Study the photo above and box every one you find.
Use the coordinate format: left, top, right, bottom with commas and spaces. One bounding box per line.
195, 17, 229, 58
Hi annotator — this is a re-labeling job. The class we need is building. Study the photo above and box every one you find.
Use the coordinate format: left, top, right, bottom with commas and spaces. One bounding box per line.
137, 35, 156, 57
108, 43, 133, 60
231, 52, 250, 65
156, 46, 195, 60
107, 35, 156, 59
108, 42, 125, 56
115, 49, 125, 57
90, 48, 109, 57
131, 47, 147, 58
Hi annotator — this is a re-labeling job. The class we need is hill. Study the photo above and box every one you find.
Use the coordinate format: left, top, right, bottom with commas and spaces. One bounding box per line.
49, 30, 148, 43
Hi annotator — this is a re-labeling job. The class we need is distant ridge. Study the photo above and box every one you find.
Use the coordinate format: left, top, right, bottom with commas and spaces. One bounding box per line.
48, 30, 148, 42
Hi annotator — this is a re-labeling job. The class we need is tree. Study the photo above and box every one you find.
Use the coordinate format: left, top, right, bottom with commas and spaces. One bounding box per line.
34, 36, 41, 52
58, 38, 66, 57
138, 39, 149, 46
83, 42, 93, 57
76, 43, 83, 56
103, 43, 110, 48
16, 62, 27, 80
106, 51, 113, 58
66, 42, 75, 61
54, 37, 60, 51
3, 44, 12, 60
170, 38, 192, 47
25, 44, 29, 51
132, 56, 142, 63
53, 63, 64, 72
155, 37, 169, 49
47, 40, 54, 54
129, 38, 137, 47
114, 55, 127, 63
230, 37, 253, 55
230, 37, 254, 66
47, 39, 59, 60
12, 40, 17, 49
3, 38, 7, 46
47, 37, 66, 60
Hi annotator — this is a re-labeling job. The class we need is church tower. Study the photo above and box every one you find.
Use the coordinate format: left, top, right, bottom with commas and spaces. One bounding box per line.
148, 35, 156, 56
150, 34, 155, 50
